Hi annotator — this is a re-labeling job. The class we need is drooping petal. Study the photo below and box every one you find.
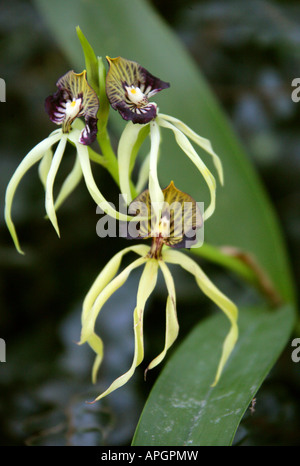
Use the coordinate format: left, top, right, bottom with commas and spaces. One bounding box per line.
81, 244, 150, 384
135, 150, 150, 194
68, 129, 135, 222
156, 116, 217, 221
161, 181, 203, 249
80, 256, 147, 345
146, 260, 179, 373
38, 148, 53, 189
106, 56, 169, 124
54, 152, 82, 211
45, 134, 68, 237
158, 113, 224, 185
127, 122, 164, 240
118, 121, 146, 205
92, 259, 159, 402
4, 130, 62, 254
79, 114, 98, 145
163, 248, 238, 386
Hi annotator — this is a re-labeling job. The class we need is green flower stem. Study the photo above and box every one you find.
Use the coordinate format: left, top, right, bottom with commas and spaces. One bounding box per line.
95, 124, 138, 198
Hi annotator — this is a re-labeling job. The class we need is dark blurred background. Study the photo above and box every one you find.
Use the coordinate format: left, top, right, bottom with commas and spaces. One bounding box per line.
0, 0, 299, 445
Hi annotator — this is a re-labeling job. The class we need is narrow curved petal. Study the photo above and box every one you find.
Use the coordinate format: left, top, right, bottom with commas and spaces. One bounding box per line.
38, 148, 53, 189
81, 244, 150, 384
146, 260, 179, 372
45, 70, 99, 144
88, 333, 104, 384
118, 121, 145, 204
4, 131, 62, 254
158, 113, 224, 185
156, 116, 217, 221
80, 256, 147, 344
54, 152, 82, 211
135, 151, 150, 194
79, 115, 98, 146
68, 129, 135, 222
128, 181, 202, 249
148, 120, 164, 223
92, 259, 159, 402
82, 244, 150, 324
163, 248, 238, 386
45, 135, 68, 237
81, 256, 147, 391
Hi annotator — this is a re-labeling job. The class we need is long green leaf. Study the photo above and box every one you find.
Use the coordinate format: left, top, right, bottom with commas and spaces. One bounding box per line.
132, 304, 295, 446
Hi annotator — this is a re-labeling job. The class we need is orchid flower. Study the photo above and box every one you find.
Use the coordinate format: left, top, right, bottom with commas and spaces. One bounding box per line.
79, 182, 238, 402
5, 70, 132, 254
105, 56, 223, 223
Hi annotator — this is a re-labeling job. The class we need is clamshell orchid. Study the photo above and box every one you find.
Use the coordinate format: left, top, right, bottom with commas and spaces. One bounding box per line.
79, 182, 238, 402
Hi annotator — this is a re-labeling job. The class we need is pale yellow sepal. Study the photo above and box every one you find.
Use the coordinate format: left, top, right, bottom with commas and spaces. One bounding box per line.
38, 148, 53, 189
81, 255, 147, 387
68, 130, 133, 222
80, 255, 147, 344
148, 120, 164, 224
45, 134, 68, 237
158, 113, 224, 185
135, 150, 150, 194
156, 115, 217, 221
81, 244, 149, 385
4, 130, 62, 254
118, 121, 145, 204
54, 153, 82, 211
146, 260, 179, 372
92, 259, 158, 402
162, 248, 238, 386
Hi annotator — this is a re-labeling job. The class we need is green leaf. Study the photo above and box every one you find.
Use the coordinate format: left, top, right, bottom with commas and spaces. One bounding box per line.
132, 304, 295, 446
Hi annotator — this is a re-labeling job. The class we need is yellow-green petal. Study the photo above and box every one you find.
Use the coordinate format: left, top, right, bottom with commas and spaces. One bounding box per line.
82, 244, 150, 324
92, 259, 159, 402
156, 116, 217, 221
68, 129, 133, 222
4, 130, 62, 254
80, 256, 147, 344
45, 134, 68, 237
159, 113, 224, 185
118, 121, 145, 204
38, 148, 53, 189
54, 153, 82, 211
135, 151, 150, 194
163, 248, 238, 386
81, 244, 150, 384
146, 260, 179, 372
